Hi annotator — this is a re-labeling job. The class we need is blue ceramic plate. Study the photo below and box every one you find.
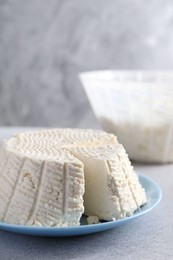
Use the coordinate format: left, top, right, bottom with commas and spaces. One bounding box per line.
0, 174, 162, 237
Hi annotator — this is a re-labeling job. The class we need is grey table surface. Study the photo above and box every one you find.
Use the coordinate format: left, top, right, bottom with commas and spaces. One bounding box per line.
0, 127, 173, 260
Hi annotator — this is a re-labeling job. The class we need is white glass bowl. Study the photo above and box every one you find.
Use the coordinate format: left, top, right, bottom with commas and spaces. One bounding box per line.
79, 70, 173, 163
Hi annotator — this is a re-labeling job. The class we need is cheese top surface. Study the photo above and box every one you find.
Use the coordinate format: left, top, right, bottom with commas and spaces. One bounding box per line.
5, 128, 117, 161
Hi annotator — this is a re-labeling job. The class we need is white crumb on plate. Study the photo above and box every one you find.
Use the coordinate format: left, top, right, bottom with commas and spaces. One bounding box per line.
86, 216, 100, 224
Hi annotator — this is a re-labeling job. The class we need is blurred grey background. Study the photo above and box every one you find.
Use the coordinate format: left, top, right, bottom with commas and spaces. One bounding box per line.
0, 0, 173, 128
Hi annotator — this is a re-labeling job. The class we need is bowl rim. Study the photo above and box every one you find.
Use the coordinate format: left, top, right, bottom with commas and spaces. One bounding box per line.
79, 70, 173, 83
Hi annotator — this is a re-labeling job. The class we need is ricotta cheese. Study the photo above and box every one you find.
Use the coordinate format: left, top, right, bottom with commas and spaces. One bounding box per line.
0, 128, 147, 227
100, 117, 173, 163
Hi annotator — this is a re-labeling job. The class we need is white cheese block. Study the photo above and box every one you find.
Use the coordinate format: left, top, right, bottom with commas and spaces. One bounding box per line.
0, 128, 147, 226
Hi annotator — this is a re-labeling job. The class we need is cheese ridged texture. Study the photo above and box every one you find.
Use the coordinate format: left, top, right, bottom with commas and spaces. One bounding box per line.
0, 128, 147, 226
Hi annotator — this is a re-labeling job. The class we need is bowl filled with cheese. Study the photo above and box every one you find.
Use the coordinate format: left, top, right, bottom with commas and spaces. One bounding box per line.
79, 70, 173, 163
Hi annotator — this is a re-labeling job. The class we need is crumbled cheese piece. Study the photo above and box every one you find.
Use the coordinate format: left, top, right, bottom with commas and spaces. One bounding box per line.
86, 216, 100, 224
